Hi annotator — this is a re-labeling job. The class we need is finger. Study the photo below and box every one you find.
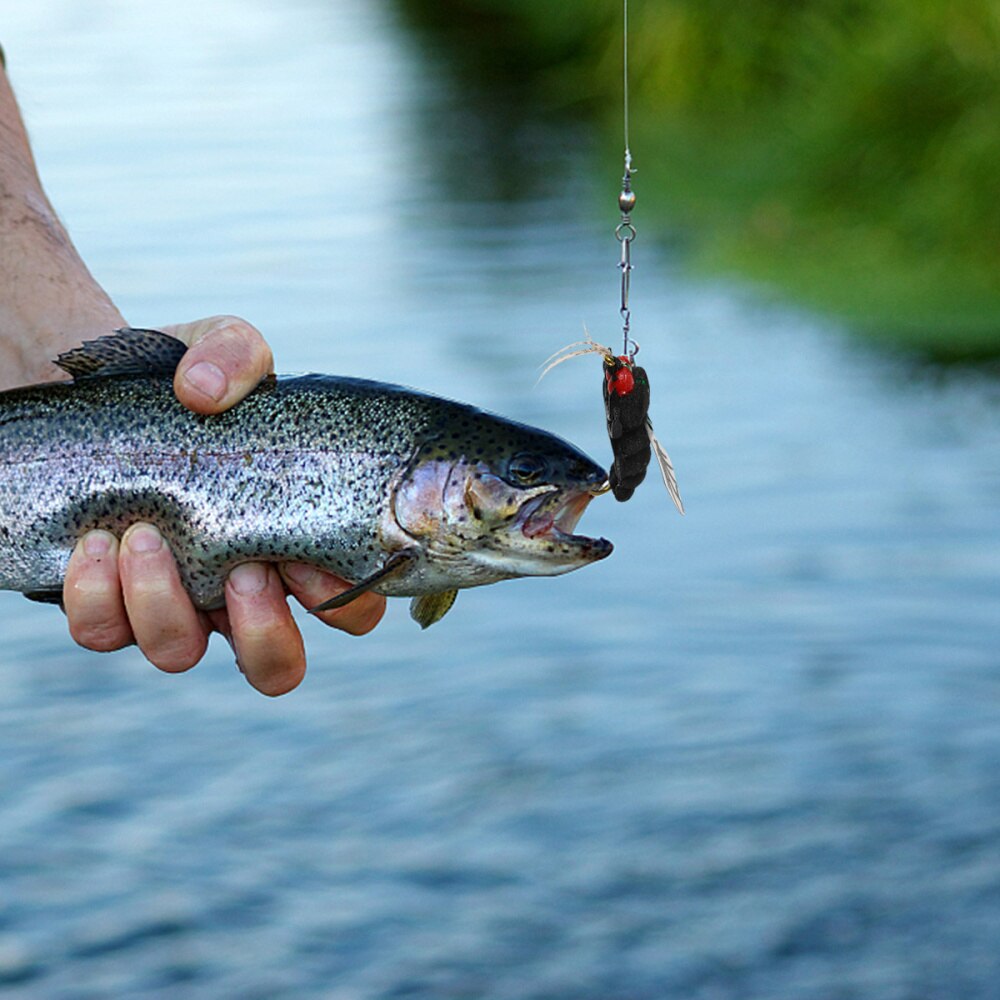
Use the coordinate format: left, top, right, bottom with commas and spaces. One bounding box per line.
280, 563, 386, 636
118, 523, 208, 672
205, 607, 233, 644
226, 563, 306, 697
167, 315, 273, 415
63, 530, 135, 652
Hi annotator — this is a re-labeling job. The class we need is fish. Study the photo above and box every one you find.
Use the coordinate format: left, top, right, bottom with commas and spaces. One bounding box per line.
0, 328, 613, 628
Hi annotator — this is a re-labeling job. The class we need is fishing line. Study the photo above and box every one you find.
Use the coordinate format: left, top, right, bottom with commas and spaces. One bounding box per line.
616, 0, 637, 359
623, 0, 630, 158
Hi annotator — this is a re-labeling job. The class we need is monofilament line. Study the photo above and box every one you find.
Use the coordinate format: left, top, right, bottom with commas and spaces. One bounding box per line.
623, 0, 630, 160
617, 0, 637, 358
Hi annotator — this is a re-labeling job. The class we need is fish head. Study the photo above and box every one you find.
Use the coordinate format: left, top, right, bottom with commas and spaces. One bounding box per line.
390, 413, 613, 584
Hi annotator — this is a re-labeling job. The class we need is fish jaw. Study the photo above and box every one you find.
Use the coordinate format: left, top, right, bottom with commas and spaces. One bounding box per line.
478, 485, 614, 577
389, 448, 612, 590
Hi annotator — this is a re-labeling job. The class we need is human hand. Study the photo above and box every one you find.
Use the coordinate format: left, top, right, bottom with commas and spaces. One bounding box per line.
61, 316, 386, 695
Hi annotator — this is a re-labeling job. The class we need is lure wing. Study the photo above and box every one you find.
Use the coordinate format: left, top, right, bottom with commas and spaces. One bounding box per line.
646, 419, 684, 515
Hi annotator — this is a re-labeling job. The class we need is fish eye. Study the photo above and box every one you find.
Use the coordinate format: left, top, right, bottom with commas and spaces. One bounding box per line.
507, 453, 548, 486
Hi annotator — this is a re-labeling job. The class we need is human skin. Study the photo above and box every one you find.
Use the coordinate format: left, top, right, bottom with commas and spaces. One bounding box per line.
0, 57, 385, 695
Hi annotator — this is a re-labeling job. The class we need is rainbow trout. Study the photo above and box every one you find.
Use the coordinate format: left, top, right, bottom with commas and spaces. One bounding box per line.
0, 329, 612, 628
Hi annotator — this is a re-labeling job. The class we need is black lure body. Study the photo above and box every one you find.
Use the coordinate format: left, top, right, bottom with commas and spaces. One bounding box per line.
603, 355, 651, 502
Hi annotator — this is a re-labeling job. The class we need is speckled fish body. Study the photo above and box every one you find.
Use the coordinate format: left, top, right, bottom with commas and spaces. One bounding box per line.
0, 330, 611, 625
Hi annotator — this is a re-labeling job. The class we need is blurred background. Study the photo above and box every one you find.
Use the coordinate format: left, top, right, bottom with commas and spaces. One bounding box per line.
0, 1, 999, 997
398, 0, 1000, 361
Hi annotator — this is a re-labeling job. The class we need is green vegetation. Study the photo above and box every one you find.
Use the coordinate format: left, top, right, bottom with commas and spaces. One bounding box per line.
397, 0, 1000, 358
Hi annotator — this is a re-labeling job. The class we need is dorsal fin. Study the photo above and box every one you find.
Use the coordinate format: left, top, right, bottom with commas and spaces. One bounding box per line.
55, 327, 188, 381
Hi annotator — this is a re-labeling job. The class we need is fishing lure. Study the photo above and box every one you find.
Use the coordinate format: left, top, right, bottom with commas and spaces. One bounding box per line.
541, 338, 683, 512
603, 352, 652, 502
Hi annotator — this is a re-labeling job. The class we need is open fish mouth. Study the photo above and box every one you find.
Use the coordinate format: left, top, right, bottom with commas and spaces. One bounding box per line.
518, 487, 613, 558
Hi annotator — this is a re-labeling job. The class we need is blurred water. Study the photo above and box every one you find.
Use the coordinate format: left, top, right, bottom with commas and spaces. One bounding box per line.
1, 1, 1000, 998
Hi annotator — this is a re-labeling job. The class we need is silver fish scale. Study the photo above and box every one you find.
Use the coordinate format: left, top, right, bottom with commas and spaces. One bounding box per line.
0, 370, 600, 608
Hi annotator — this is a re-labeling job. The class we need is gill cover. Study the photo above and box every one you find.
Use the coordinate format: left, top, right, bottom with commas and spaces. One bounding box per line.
393, 440, 554, 542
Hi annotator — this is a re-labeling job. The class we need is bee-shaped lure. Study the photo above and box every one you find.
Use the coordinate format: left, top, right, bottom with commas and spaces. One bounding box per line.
541, 339, 684, 512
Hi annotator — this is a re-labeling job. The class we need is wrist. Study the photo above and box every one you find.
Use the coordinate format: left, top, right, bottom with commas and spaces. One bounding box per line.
0, 63, 125, 389
0, 196, 125, 387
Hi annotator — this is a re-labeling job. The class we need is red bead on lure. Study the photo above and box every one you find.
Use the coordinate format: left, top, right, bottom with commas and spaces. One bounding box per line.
607, 358, 635, 397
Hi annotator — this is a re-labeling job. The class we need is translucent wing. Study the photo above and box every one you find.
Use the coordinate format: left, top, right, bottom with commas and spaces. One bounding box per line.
646, 419, 684, 515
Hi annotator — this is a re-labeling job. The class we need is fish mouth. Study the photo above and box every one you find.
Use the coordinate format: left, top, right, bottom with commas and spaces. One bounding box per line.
518, 486, 613, 559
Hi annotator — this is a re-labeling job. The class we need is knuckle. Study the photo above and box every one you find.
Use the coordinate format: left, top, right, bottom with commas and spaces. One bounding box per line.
65, 551, 119, 601
231, 608, 284, 646
209, 314, 253, 337
120, 555, 180, 602
124, 574, 177, 606
251, 668, 303, 698
127, 576, 175, 603
198, 318, 272, 385
70, 617, 132, 653
214, 316, 266, 350
323, 595, 386, 636
349, 605, 386, 636
145, 632, 206, 673
66, 570, 117, 603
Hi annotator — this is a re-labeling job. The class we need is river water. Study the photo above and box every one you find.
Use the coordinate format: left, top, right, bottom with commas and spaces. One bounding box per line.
2, 2, 1000, 998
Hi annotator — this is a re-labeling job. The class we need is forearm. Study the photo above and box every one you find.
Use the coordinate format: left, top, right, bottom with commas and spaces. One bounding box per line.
0, 60, 124, 389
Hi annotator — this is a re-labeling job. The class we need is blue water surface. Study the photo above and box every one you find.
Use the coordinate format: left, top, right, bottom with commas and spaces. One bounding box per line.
1, 1, 1000, 997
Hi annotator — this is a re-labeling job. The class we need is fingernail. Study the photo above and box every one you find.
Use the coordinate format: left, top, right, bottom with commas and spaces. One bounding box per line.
230, 562, 268, 596
282, 563, 320, 587
84, 531, 112, 558
126, 525, 163, 554
183, 360, 227, 402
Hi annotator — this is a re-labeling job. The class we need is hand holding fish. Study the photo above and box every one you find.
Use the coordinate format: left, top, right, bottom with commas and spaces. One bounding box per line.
0, 61, 384, 694
7, 318, 386, 694
58, 317, 386, 695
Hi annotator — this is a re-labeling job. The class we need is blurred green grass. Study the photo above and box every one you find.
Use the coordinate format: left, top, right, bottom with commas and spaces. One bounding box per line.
397, 0, 1000, 359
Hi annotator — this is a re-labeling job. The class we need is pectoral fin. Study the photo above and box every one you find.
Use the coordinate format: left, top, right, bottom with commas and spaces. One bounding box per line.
308, 550, 416, 614
24, 589, 65, 609
409, 590, 458, 629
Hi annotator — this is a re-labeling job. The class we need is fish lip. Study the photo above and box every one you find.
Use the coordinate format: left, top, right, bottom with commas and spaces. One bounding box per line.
519, 488, 613, 558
